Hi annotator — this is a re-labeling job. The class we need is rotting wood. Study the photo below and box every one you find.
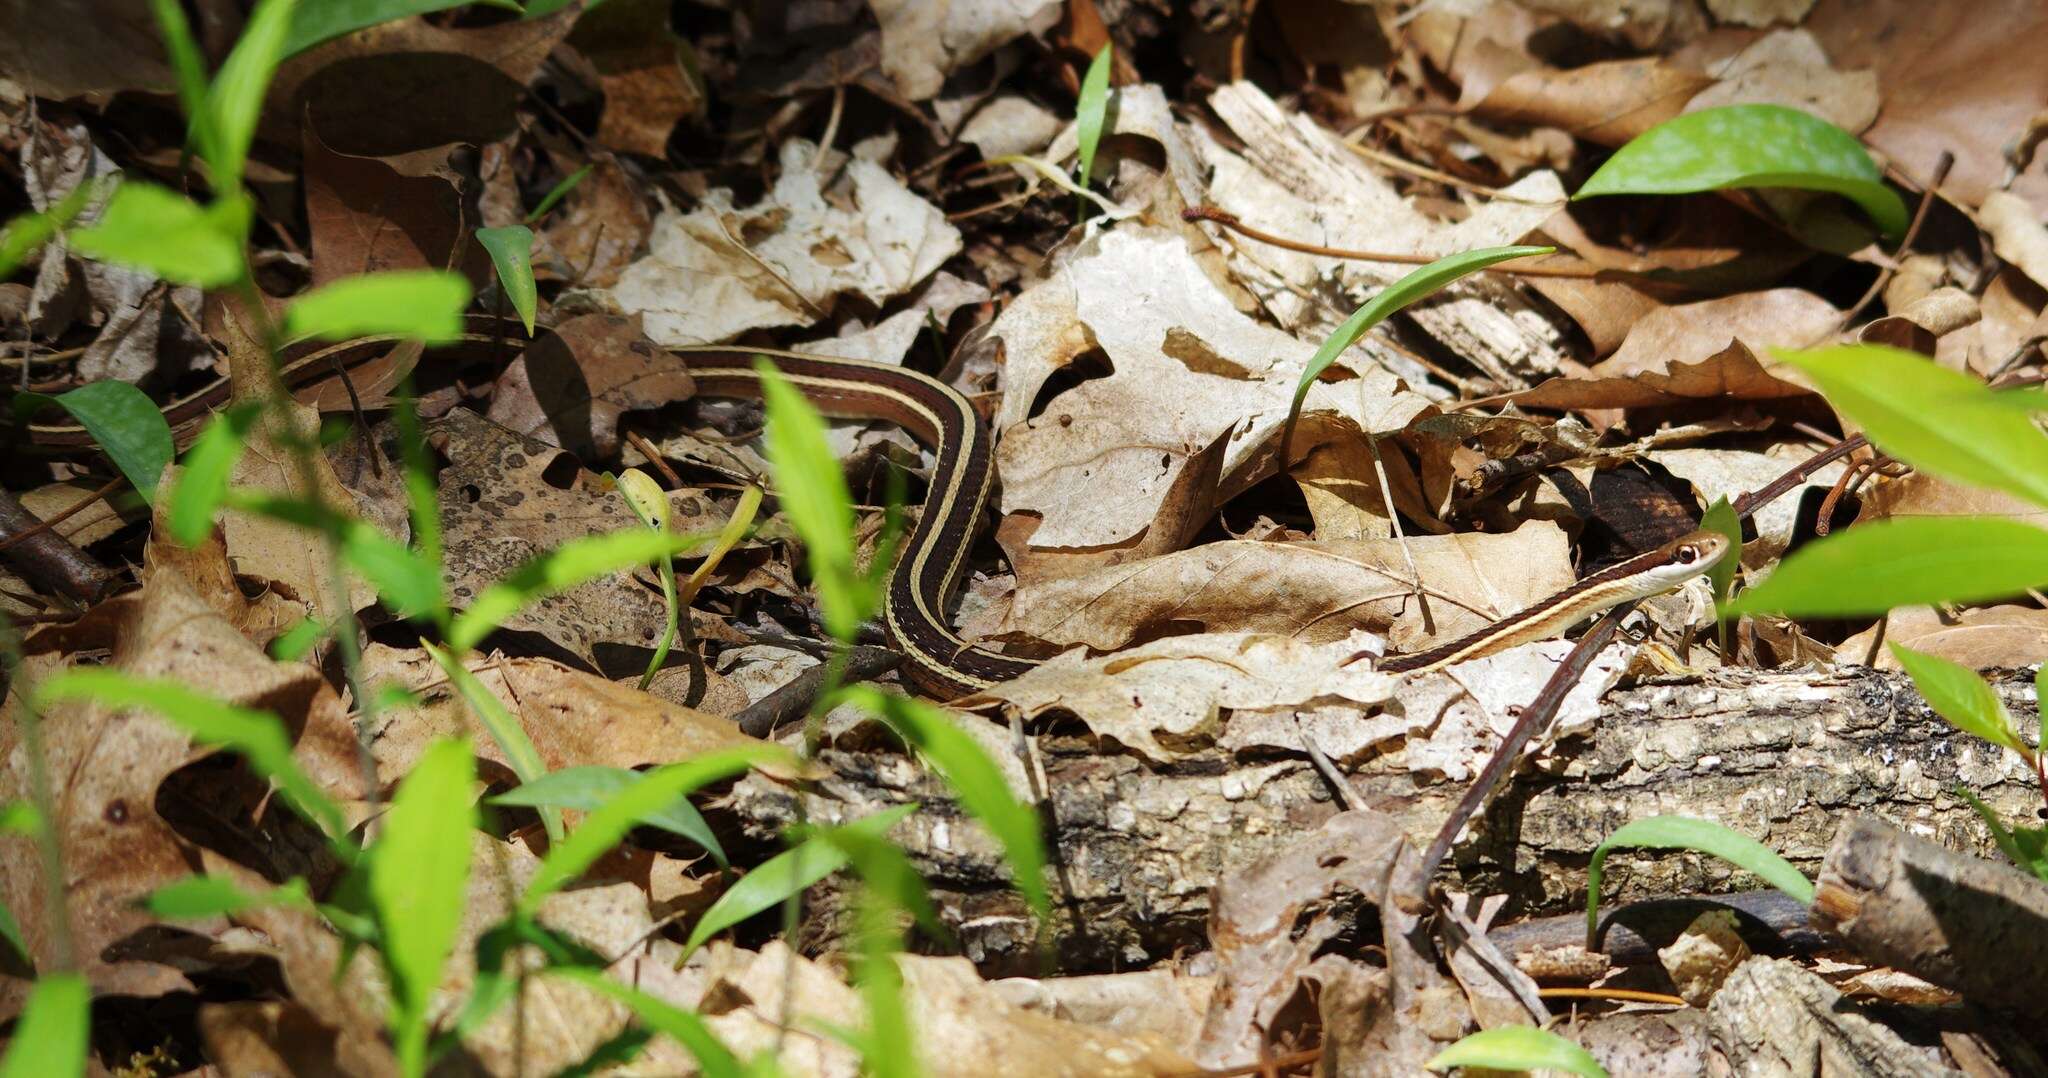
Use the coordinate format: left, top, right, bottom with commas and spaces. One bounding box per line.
724, 666, 2040, 973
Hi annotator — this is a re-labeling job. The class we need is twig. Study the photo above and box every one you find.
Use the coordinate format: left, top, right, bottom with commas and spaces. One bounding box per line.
1820, 150, 1954, 341
624, 429, 686, 489
0, 486, 115, 602
1538, 986, 1686, 1006
0, 475, 124, 554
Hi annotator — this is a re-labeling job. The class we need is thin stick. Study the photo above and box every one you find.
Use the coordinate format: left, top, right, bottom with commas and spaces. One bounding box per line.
0, 475, 124, 554
1820, 151, 1954, 341
1538, 986, 1687, 1006
1183, 206, 1603, 278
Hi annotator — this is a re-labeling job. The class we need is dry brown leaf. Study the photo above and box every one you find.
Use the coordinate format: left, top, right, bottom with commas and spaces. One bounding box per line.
141, 480, 306, 647
997, 524, 1575, 657
567, 0, 703, 157
1477, 56, 1714, 147
484, 313, 696, 459
1839, 605, 2048, 671
17, 478, 137, 548
990, 968, 1215, 1047
0, 0, 172, 99
303, 123, 466, 284
1647, 444, 1847, 564
1855, 472, 2048, 528
534, 157, 648, 289
1981, 192, 2048, 294
1935, 269, 2048, 379
1681, 28, 1878, 134
1704, 0, 1815, 26
868, 0, 1061, 101
358, 644, 764, 783
1514, 289, 1837, 410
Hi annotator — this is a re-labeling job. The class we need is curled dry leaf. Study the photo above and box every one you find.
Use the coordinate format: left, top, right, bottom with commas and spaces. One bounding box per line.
606, 140, 962, 344
1980, 192, 2048, 295
485, 313, 697, 459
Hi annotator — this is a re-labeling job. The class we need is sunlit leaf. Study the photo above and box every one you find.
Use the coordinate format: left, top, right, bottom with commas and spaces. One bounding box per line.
447, 528, 706, 652
840, 686, 1049, 922
284, 269, 471, 345
1699, 497, 1741, 608
1576, 104, 1907, 239
205, 0, 296, 192
67, 182, 245, 286
491, 765, 727, 867
1891, 644, 2025, 753
545, 967, 744, 1078
143, 875, 311, 919
1074, 43, 1112, 192
168, 403, 261, 546
13, 382, 174, 503
269, 617, 328, 661
756, 360, 866, 641
1771, 344, 2048, 510
679, 804, 918, 958
0, 181, 99, 281
475, 225, 537, 335
1427, 1027, 1606, 1077
228, 492, 447, 625
1957, 786, 2048, 883
370, 737, 475, 1076
0, 973, 89, 1078
520, 747, 787, 914
1586, 815, 1812, 948
1722, 516, 2048, 617
282, 0, 474, 58
423, 641, 558, 840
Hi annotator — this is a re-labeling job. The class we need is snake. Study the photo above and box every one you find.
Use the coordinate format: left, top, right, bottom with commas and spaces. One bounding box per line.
22, 323, 1732, 698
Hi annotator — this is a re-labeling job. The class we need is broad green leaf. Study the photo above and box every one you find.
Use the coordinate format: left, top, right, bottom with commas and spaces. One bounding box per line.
840, 686, 1050, 921
1957, 786, 2048, 883
447, 528, 706, 652
545, 967, 744, 1078
1891, 644, 2025, 753
168, 403, 261, 546
756, 360, 866, 641
35, 668, 348, 845
282, 0, 474, 58
1722, 517, 2048, 617
0, 181, 99, 280
1586, 815, 1813, 948
1699, 497, 1741, 609
68, 182, 245, 287
1284, 247, 1553, 457
475, 226, 537, 335
527, 164, 594, 223
144, 875, 310, 919
228, 492, 446, 624
422, 641, 557, 840
14, 382, 175, 503
1771, 344, 2048, 510
1576, 104, 1907, 239
269, 617, 328, 661
490, 765, 727, 867
0, 973, 89, 1078
680, 804, 918, 958
205, 0, 296, 192
1427, 1027, 1607, 1078
1074, 43, 1113, 192
371, 737, 475, 1075
285, 269, 471, 344
0, 802, 39, 835
520, 747, 785, 914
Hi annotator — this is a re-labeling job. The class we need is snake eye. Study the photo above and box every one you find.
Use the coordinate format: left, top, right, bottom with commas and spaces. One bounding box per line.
1676, 544, 1699, 564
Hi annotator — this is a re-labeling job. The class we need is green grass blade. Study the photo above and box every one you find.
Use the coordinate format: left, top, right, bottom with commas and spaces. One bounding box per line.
0, 180, 100, 280
1585, 815, 1813, 949
475, 225, 537, 335
143, 874, 312, 918
284, 269, 471, 344
0, 973, 90, 1078
1722, 516, 2048, 617
1955, 786, 2048, 882
755, 359, 867, 641
679, 804, 917, 958
1891, 645, 2025, 753
204, 0, 295, 193
1772, 344, 2048, 510
282, 0, 473, 58
1427, 1027, 1606, 1077
147, 0, 215, 167
34, 668, 349, 845
527, 164, 594, 223
446, 528, 705, 652
422, 641, 558, 840
1699, 496, 1742, 651
519, 747, 786, 914
1283, 246, 1552, 462
15, 382, 175, 503
545, 967, 744, 1078
168, 403, 260, 546
1074, 43, 1113, 193
615, 469, 680, 692
370, 737, 476, 1076
840, 686, 1049, 922
1576, 104, 1906, 239
490, 765, 728, 867
67, 182, 245, 287
849, 890, 918, 1078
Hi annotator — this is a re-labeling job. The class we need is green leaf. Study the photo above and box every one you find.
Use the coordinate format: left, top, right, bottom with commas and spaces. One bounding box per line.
544, 967, 744, 1078
370, 737, 475, 1075
527, 164, 594, 223
519, 747, 785, 914
2038, 664, 2047, 767
0, 181, 99, 281
447, 527, 705, 652
168, 403, 260, 546
814, 824, 946, 944
1586, 815, 1813, 948
756, 359, 866, 641
490, 765, 727, 867
67, 182, 245, 287
0, 802, 40, 835
422, 641, 558, 840
848, 889, 917, 1078
839, 686, 1049, 922
1284, 247, 1553, 459
270, 617, 328, 661
282, 0, 474, 59
1892, 644, 2025, 753
143, 875, 311, 919
1575, 104, 1907, 239
228, 492, 447, 624
12, 381, 174, 504
1771, 344, 2048, 510
34, 668, 349, 846
1699, 497, 1742, 609
1722, 516, 2048, 617
1426, 1027, 1607, 1078
475, 225, 537, 335
1956, 786, 2048, 883
680, 804, 918, 958
0, 973, 90, 1078
616, 469, 681, 692
1074, 43, 1113, 192
204, 0, 296, 193
0, 902, 23, 970
284, 269, 471, 345
147, 0, 213, 162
